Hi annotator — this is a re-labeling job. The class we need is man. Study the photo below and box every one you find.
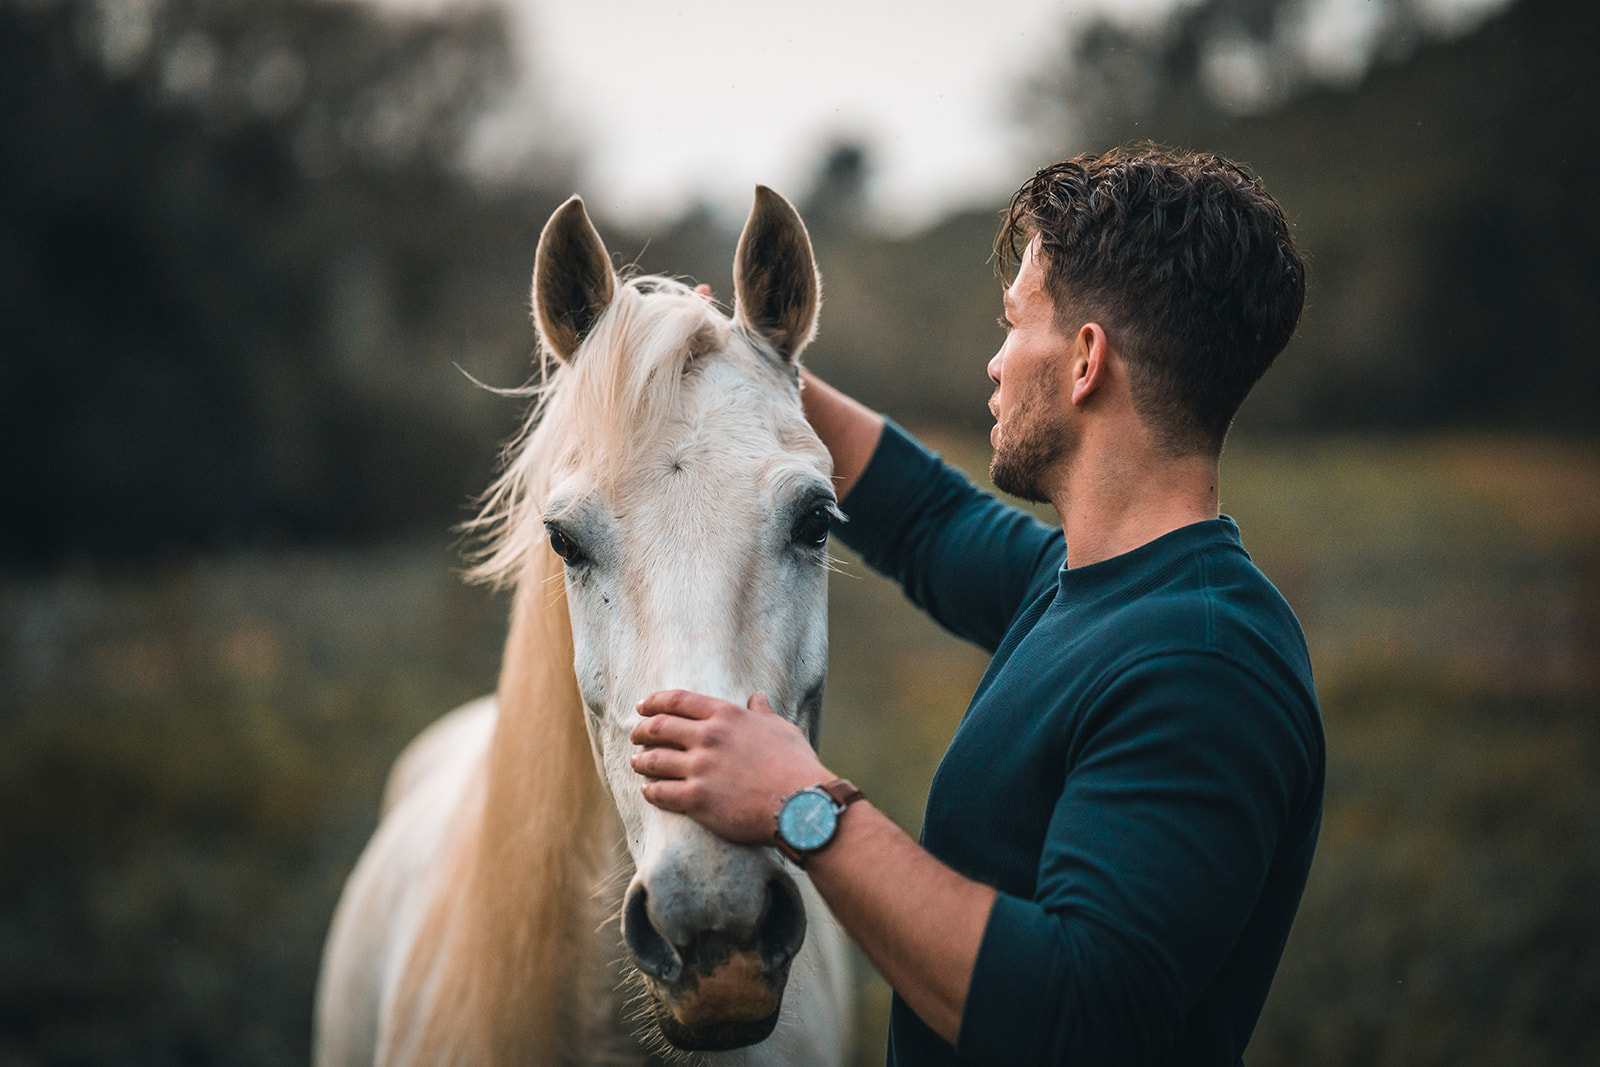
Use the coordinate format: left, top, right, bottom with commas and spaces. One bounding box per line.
628, 146, 1325, 1065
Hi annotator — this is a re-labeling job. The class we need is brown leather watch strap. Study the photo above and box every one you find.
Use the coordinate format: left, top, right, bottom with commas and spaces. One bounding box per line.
819, 778, 863, 807
775, 836, 806, 865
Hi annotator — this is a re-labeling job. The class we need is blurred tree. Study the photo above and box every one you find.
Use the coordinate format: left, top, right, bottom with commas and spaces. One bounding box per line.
1020, 0, 1505, 149
643, 1, 1595, 441
801, 140, 871, 238
0, 0, 568, 567
1011, 0, 1598, 436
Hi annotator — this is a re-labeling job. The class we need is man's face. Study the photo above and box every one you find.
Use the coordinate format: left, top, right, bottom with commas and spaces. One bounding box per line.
986, 242, 1076, 503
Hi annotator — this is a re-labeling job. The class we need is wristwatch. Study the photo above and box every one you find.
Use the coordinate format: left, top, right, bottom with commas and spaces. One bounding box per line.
774, 778, 863, 866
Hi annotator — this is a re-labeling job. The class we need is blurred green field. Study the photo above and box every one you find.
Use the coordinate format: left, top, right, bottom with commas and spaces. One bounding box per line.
2, 432, 1597, 1065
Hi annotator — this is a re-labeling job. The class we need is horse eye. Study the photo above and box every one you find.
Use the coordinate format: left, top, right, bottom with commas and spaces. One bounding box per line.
546, 525, 587, 565
792, 504, 832, 549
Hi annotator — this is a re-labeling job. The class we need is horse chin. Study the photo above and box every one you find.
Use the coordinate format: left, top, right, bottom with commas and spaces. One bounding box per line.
650, 996, 783, 1052
640, 950, 790, 1052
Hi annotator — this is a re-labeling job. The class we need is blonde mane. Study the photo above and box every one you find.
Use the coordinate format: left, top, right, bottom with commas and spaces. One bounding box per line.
387, 542, 621, 1064
467, 276, 734, 589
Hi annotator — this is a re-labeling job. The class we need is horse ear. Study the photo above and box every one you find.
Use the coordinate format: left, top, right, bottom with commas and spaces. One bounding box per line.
733, 186, 820, 363
533, 196, 616, 363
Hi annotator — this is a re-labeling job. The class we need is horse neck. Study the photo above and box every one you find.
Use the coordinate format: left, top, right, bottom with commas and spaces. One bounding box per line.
401, 546, 622, 1063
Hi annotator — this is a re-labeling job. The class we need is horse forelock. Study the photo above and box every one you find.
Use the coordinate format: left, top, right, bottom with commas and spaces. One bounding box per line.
467, 274, 765, 590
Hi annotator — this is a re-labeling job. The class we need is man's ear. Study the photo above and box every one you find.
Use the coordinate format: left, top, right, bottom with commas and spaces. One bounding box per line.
1070, 322, 1111, 406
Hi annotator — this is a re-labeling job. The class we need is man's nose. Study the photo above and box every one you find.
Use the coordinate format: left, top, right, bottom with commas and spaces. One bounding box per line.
987, 348, 1002, 384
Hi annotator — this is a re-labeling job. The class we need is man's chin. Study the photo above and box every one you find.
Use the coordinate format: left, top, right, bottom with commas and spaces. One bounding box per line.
990, 449, 1052, 505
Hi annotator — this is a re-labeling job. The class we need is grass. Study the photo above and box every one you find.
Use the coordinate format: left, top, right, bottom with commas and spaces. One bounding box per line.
1, 433, 1597, 1065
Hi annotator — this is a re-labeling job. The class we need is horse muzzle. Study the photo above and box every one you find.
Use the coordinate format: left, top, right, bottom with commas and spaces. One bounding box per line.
622, 867, 808, 1050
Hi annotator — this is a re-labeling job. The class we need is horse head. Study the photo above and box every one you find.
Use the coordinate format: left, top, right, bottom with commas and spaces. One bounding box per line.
511, 187, 832, 1051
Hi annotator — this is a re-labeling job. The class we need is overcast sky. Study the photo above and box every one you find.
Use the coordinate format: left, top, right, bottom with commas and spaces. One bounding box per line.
492, 0, 1200, 230
381, 0, 1513, 230
506, 0, 1172, 230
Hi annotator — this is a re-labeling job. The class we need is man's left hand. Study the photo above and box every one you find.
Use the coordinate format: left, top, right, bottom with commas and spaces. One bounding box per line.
630, 690, 829, 845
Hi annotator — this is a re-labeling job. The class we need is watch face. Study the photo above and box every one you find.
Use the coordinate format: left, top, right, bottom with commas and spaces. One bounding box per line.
778, 788, 837, 852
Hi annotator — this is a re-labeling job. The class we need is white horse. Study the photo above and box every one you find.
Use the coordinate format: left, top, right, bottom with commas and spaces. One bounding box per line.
314, 188, 850, 1065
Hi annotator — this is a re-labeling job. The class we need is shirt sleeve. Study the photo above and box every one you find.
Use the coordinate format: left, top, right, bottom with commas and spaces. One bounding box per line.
956, 651, 1319, 1065
834, 419, 1063, 652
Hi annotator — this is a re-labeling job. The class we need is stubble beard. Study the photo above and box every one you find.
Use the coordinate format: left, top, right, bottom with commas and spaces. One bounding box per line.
989, 387, 1073, 505
988, 344, 1076, 504
990, 424, 1062, 504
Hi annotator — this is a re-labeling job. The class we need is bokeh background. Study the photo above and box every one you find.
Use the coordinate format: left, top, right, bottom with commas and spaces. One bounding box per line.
2, 0, 1597, 1063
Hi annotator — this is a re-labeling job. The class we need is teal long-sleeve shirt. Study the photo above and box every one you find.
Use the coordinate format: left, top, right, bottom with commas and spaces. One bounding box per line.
835, 422, 1325, 1067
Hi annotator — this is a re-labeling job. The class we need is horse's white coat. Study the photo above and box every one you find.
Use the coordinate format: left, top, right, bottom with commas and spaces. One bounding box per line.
315, 190, 849, 1065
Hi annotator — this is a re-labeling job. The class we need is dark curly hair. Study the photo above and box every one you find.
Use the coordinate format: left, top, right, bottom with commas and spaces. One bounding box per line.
996, 145, 1306, 456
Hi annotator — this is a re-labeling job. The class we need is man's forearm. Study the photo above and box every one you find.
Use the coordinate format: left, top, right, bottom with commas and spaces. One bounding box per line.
805, 801, 998, 1046
799, 368, 884, 501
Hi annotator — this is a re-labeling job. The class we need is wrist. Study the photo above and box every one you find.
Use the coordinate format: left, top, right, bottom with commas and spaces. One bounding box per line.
773, 778, 863, 867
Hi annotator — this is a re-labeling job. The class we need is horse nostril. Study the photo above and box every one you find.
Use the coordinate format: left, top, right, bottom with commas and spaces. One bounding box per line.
757, 875, 808, 970
623, 885, 682, 984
